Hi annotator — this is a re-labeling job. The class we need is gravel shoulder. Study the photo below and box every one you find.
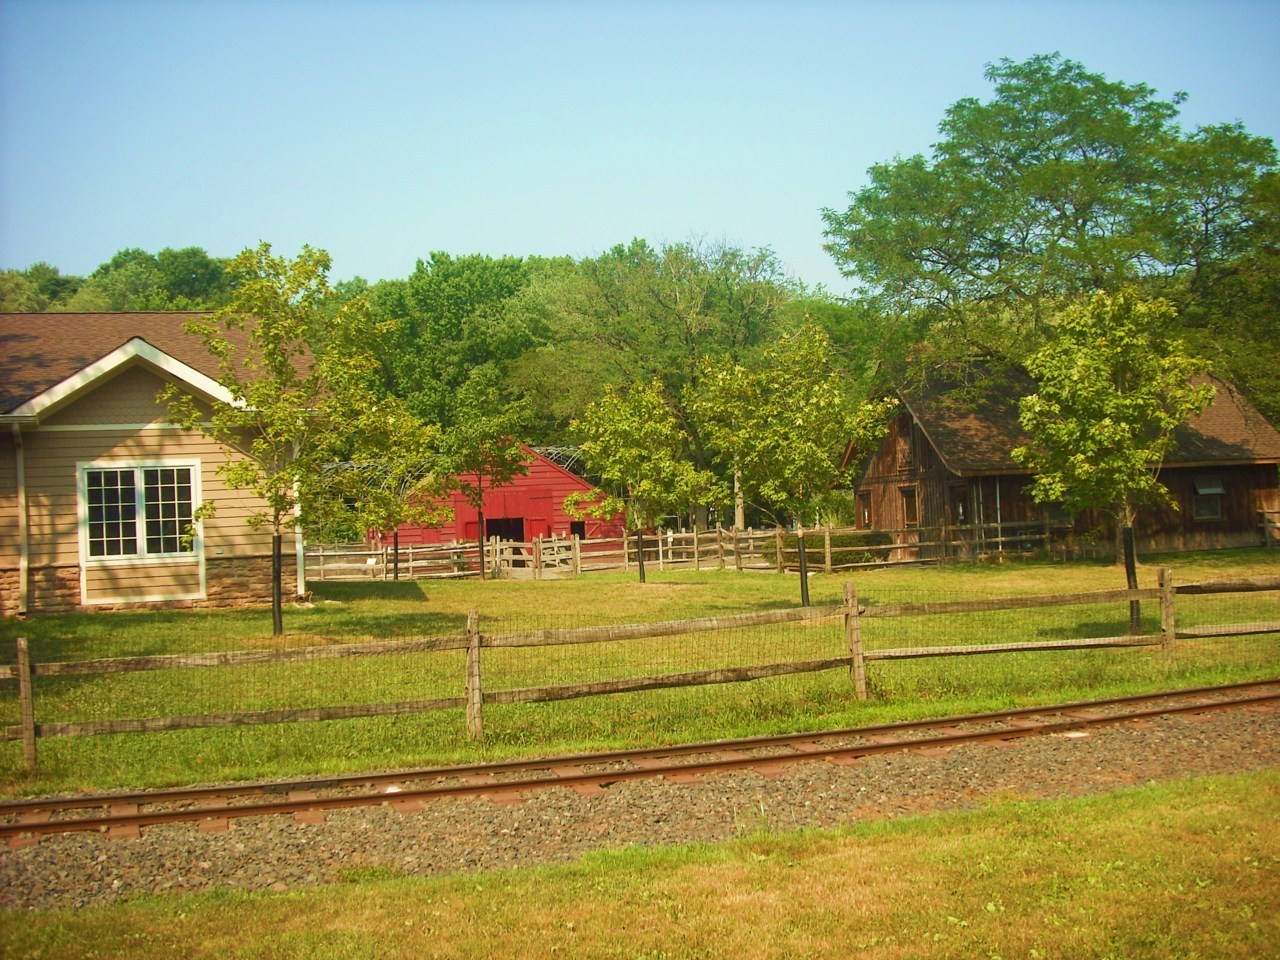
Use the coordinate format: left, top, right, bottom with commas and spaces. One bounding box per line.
3, 706, 1278, 912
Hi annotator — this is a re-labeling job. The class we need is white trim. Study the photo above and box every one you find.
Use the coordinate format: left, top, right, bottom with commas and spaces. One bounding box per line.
84, 585, 205, 607
3, 337, 236, 421
37, 422, 213, 433
75, 457, 207, 605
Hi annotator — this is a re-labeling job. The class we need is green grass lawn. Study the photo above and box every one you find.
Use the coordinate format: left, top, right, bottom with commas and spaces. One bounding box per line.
1, 549, 1277, 796
3, 769, 1276, 959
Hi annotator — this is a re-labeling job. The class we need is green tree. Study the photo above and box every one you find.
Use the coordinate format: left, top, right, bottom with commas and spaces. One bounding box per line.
1012, 289, 1215, 537
155, 246, 231, 305
822, 54, 1277, 366
307, 402, 452, 550
692, 325, 896, 526
164, 243, 423, 634
567, 378, 729, 529
0, 270, 45, 311
384, 252, 533, 426
1172, 168, 1280, 423
55, 246, 229, 311
515, 238, 795, 460
438, 372, 533, 577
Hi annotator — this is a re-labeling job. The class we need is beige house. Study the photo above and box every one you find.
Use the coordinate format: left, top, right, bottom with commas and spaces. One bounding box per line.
1, 312, 302, 616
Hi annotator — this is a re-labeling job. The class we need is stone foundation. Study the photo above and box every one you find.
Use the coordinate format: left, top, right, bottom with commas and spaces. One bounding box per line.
0, 554, 300, 617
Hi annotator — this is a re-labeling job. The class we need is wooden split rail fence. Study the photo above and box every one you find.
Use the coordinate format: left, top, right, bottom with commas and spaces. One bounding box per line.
305, 522, 1018, 583
309, 513, 1280, 583
1263, 509, 1280, 547
4, 574, 1278, 771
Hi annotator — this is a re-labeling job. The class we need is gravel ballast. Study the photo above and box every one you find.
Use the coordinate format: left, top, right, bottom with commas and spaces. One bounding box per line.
3, 706, 1278, 912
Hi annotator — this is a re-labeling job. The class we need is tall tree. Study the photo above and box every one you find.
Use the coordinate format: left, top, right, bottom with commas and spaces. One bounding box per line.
515, 238, 795, 461
1012, 289, 1214, 540
822, 54, 1277, 367
438, 372, 533, 577
384, 252, 533, 426
692, 325, 896, 526
567, 378, 729, 529
165, 243, 424, 634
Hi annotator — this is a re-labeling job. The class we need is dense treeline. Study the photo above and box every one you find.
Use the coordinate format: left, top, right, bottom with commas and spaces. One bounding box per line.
4, 54, 1277, 530
1, 246, 232, 312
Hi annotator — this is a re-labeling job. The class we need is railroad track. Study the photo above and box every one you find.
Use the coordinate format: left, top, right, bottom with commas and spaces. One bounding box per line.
4, 679, 1277, 848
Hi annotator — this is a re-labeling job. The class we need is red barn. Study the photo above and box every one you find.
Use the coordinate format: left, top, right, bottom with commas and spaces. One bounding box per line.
389, 446, 625, 545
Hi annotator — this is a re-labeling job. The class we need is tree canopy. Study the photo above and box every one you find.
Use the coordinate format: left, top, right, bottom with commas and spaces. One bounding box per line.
821, 53, 1278, 384
164, 243, 436, 631
1012, 289, 1215, 529
691, 324, 896, 526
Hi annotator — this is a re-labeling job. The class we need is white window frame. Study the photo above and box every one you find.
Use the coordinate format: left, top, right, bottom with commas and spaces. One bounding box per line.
77, 458, 203, 565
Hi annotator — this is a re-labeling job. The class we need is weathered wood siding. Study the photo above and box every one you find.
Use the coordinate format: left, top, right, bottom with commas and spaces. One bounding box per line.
857, 410, 1043, 531
1136, 464, 1280, 551
855, 409, 1279, 555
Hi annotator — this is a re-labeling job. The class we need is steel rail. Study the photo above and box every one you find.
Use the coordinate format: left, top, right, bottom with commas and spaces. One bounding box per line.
3, 680, 1277, 845
4, 678, 1275, 816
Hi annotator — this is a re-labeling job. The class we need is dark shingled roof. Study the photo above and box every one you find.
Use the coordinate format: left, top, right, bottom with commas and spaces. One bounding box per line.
0, 312, 242, 414
901, 371, 1280, 476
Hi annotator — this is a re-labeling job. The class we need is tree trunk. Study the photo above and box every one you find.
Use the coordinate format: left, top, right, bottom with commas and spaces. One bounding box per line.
1123, 526, 1140, 634
734, 465, 745, 530
271, 533, 284, 636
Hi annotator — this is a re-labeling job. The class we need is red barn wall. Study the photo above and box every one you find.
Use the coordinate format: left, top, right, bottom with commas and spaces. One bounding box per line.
388, 450, 625, 545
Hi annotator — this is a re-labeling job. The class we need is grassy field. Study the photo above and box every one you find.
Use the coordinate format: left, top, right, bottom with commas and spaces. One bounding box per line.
1, 549, 1277, 796
2, 769, 1277, 959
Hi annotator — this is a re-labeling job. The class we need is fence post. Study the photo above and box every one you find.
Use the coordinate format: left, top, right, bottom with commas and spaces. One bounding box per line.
572, 535, 582, 576
694, 525, 702, 571
716, 524, 726, 570
17, 637, 37, 773
824, 526, 832, 574
844, 584, 867, 701
797, 528, 811, 607
1159, 567, 1177, 667
466, 611, 483, 739
774, 527, 784, 574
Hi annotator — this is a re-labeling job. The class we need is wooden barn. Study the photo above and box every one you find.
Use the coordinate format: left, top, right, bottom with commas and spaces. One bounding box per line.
388, 445, 626, 546
851, 370, 1280, 556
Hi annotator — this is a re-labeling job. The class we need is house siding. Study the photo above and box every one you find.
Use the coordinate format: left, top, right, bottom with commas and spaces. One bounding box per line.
0, 431, 18, 568
1, 361, 297, 616
1135, 464, 1280, 553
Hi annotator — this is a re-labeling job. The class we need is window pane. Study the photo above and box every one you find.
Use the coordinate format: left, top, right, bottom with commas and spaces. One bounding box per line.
86, 469, 138, 558
143, 466, 194, 554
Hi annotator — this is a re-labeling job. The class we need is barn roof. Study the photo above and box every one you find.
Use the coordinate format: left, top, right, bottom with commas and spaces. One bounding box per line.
900, 370, 1280, 477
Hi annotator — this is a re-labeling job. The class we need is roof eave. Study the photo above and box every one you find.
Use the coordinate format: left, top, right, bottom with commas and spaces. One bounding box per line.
6, 336, 237, 422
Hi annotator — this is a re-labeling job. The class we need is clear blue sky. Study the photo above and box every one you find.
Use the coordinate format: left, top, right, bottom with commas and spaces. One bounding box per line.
2, 0, 1277, 295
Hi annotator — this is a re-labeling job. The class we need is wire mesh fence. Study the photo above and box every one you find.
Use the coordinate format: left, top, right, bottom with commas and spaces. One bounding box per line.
1, 568, 1276, 789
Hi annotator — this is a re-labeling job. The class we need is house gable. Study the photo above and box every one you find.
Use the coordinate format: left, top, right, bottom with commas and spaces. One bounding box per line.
0, 314, 292, 616
3, 336, 234, 425
853, 368, 1280, 554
